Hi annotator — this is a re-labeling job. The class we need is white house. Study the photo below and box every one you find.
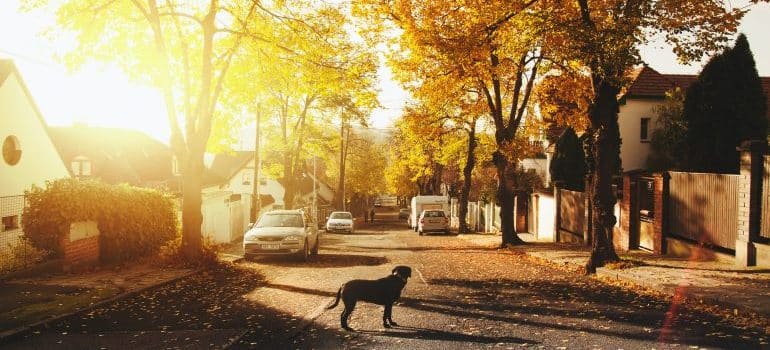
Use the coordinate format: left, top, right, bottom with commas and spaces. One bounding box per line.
618, 65, 770, 171
0, 59, 69, 237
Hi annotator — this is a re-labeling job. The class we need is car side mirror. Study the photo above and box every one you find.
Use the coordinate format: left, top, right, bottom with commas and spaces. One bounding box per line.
325, 216, 329, 221
248, 222, 255, 229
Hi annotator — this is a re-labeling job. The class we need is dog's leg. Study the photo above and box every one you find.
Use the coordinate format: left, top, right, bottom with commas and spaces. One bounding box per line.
383, 303, 398, 327
341, 301, 356, 331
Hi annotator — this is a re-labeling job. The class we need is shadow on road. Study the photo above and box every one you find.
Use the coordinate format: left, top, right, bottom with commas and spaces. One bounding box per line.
248, 253, 388, 268
356, 325, 534, 344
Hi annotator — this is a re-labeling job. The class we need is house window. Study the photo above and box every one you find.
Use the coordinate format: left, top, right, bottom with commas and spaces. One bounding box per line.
2, 135, 22, 166
640, 118, 650, 142
71, 156, 92, 176
242, 171, 253, 185
2, 215, 19, 232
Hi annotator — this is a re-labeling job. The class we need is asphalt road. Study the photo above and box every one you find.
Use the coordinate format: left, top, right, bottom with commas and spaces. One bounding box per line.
3, 213, 768, 349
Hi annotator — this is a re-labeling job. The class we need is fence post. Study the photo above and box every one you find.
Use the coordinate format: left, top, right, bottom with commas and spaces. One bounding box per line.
553, 181, 562, 242
652, 173, 667, 255
736, 140, 767, 267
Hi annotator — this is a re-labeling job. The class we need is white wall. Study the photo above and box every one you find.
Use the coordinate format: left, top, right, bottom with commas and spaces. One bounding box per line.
0, 74, 69, 197
201, 190, 233, 243
533, 193, 556, 242
618, 99, 663, 172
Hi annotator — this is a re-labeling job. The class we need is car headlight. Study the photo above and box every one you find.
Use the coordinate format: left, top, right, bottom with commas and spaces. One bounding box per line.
244, 234, 257, 241
284, 235, 301, 241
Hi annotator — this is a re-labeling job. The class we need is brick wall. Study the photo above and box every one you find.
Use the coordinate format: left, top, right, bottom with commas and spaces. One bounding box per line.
63, 236, 99, 266
652, 173, 665, 255
61, 221, 100, 268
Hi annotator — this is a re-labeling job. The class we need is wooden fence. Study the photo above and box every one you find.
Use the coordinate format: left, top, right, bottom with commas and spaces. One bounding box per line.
558, 189, 585, 241
667, 171, 739, 250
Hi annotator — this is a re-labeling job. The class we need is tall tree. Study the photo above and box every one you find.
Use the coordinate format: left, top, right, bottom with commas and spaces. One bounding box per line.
355, 0, 545, 246
684, 34, 768, 173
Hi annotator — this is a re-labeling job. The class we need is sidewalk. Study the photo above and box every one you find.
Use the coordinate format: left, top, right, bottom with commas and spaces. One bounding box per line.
459, 233, 770, 320
0, 263, 197, 340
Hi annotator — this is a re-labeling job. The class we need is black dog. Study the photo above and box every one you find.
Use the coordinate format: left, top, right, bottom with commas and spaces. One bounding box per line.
326, 266, 412, 331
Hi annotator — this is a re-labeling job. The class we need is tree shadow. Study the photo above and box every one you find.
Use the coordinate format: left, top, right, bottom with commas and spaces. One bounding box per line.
355, 325, 533, 344
248, 253, 388, 268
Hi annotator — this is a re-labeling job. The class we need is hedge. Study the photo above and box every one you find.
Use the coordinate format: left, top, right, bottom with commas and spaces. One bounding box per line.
23, 178, 178, 263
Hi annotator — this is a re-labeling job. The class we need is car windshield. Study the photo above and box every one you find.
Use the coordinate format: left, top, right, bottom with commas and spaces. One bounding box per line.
256, 214, 303, 228
330, 212, 352, 220
424, 211, 445, 218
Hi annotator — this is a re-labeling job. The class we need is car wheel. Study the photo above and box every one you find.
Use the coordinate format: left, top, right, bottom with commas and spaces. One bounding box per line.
311, 237, 319, 255
297, 240, 309, 262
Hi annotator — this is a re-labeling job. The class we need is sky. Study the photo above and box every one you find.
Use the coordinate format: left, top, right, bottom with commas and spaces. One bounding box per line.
1, 1, 768, 145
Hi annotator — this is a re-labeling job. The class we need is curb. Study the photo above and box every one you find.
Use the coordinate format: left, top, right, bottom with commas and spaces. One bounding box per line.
0, 267, 205, 343
520, 250, 770, 320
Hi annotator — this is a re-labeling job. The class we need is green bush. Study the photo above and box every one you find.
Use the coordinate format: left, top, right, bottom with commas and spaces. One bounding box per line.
23, 179, 178, 263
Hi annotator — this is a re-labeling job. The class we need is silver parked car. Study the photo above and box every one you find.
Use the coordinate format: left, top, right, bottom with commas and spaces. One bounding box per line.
243, 209, 319, 261
418, 209, 450, 235
325, 211, 355, 233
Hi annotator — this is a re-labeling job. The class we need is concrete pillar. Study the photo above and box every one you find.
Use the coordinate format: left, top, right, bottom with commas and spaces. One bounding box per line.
736, 140, 767, 267
614, 174, 633, 251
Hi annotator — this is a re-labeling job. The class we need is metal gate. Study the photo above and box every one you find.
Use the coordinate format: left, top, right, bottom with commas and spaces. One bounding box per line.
637, 177, 655, 251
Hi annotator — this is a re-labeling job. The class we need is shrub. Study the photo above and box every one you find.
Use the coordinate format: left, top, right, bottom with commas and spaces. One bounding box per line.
23, 179, 178, 263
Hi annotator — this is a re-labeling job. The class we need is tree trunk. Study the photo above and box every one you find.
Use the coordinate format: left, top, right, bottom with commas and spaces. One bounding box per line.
584, 79, 621, 274
181, 148, 204, 260
458, 125, 477, 234
494, 151, 525, 246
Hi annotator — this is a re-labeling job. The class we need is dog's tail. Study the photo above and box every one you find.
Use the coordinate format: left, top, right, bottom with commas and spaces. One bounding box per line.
326, 285, 342, 309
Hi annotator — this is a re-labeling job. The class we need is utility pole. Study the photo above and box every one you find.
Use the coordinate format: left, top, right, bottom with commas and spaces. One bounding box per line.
250, 103, 261, 223
313, 156, 317, 223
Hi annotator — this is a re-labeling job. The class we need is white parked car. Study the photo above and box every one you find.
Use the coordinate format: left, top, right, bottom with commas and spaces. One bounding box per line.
325, 211, 355, 233
243, 210, 319, 261
418, 209, 450, 235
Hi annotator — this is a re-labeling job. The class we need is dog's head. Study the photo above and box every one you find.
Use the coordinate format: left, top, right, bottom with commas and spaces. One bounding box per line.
392, 265, 412, 281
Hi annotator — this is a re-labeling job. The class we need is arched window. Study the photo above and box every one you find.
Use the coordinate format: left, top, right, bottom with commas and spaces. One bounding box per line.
2, 135, 21, 166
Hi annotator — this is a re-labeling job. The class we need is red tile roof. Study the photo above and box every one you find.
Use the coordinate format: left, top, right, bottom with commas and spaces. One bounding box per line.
623, 65, 770, 121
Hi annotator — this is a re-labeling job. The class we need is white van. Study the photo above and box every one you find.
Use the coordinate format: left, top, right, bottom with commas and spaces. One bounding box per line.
409, 195, 449, 231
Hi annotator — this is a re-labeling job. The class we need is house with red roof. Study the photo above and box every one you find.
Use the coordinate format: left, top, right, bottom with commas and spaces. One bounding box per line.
618, 65, 770, 171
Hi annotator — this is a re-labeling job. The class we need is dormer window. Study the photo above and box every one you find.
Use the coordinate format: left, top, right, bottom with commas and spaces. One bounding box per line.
242, 171, 253, 185
71, 155, 91, 177
172, 155, 181, 176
